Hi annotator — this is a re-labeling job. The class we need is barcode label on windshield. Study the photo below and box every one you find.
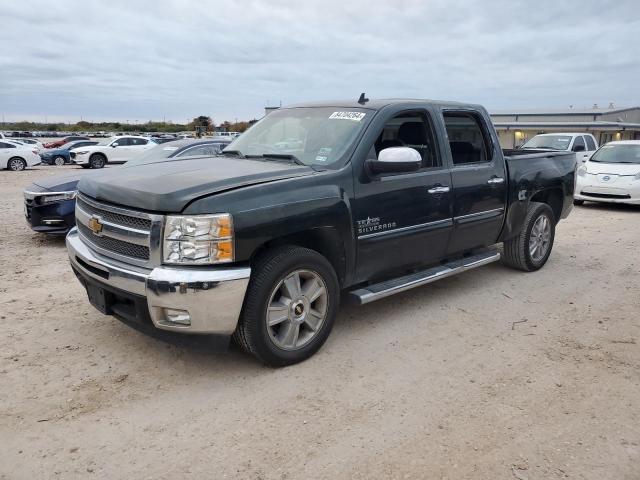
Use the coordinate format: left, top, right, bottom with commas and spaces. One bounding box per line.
329, 111, 366, 121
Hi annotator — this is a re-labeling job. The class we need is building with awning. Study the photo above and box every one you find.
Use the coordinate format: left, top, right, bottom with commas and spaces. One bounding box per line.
490, 106, 640, 148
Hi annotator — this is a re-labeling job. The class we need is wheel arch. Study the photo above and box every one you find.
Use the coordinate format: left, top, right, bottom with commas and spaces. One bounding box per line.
250, 227, 347, 286
530, 187, 563, 223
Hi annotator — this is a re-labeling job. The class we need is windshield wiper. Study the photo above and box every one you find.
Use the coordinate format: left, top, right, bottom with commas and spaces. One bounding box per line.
222, 149, 245, 158
259, 153, 306, 166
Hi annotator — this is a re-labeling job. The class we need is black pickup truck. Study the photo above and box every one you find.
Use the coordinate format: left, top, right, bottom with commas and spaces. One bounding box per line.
66, 98, 576, 366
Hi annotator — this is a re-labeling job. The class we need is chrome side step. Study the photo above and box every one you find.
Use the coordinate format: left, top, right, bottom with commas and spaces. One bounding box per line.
349, 249, 501, 305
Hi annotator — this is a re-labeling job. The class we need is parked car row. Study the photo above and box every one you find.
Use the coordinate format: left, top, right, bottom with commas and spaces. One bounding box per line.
23, 137, 233, 233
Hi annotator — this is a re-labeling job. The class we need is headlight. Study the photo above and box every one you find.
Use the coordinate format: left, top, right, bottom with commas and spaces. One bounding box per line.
37, 191, 77, 205
163, 214, 234, 264
577, 166, 587, 177
74, 150, 89, 155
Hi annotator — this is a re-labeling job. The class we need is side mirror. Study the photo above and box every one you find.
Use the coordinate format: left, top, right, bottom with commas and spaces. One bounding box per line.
366, 147, 421, 175
111, 143, 118, 148
572, 144, 585, 152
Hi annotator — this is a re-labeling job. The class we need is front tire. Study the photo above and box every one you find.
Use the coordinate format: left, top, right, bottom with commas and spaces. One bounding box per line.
573, 199, 584, 206
234, 245, 339, 367
503, 202, 555, 272
54, 156, 66, 166
7, 157, 26, 171
89, 154, 106, 169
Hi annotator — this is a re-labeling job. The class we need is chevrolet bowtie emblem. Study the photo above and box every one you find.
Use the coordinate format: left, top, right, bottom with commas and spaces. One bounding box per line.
88, 216, 103, 235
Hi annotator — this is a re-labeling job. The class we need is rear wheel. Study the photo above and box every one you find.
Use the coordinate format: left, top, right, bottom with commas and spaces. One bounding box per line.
54, 156, 66, 166
503, 202, 555, 272
234, 245, 339, 367
7, 157, 26, 171
89, 154, 106, 169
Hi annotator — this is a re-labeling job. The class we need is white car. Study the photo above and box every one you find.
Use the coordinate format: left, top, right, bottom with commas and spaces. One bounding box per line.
0, 140, 41, 171
9, 138, 44, 152
521, 133, 599, 163
575, 141, 640, 205
71, 135, 157, 168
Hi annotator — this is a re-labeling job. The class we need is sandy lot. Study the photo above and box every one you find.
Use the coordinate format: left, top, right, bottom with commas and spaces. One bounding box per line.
1, 165, 639, 480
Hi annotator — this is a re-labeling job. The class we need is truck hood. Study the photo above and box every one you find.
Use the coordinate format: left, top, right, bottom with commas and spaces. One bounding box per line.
585, 161, 640, 176
77, 155, 316, 212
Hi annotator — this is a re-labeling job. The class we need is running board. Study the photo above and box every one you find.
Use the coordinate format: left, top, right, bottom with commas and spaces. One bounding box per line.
349, 249, 501, 305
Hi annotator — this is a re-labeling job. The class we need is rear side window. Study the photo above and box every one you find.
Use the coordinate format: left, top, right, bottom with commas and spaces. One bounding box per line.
0, 142, 16, 148
443, 112, 492, 165
585, 135, 596, 150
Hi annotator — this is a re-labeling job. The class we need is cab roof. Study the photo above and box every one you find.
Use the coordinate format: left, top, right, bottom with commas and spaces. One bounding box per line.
284, 98, 484, 111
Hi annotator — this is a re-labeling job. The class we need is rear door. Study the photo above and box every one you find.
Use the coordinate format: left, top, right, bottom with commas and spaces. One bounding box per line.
441, 110, 507, 254
353, 107, 453, 282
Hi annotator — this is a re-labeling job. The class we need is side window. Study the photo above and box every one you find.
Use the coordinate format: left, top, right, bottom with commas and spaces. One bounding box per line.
443, 112, 492, 165
572, 136, 585, 152
0, 142, 16, 148
176, 146, 207, 157
115, 138, 132, 146
585, 135, 596, 151
373, 111, 440, 168
131, 138, 148, 145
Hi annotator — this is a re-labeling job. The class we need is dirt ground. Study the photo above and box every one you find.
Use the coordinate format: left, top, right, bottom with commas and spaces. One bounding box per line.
1, 165, 639, 480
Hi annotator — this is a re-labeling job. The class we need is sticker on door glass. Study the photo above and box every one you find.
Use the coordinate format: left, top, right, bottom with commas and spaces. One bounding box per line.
315, 147, 332, 162
329, 111, 366, 121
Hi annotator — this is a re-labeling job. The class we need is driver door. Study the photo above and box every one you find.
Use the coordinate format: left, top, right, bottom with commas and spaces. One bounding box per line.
353, 109, 453, 283
110, 137, 132, 162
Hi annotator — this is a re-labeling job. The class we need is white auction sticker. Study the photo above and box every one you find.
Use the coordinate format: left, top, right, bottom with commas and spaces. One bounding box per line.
329, 111, 366, 121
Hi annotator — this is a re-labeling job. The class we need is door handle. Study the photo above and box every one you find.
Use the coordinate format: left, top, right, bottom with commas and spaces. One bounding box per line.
427, 186, 450, 194
487, 177, 505, 185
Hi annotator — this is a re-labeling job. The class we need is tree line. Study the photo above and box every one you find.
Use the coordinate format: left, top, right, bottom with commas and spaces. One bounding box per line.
2, 116, 258, 133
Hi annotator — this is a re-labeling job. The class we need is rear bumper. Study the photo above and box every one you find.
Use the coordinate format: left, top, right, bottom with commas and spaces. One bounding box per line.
67, 228, 251, 334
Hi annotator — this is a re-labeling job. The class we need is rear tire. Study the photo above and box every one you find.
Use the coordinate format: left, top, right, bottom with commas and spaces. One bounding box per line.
503, 202, 555, 272
7, 157, 26, 171
233, 245, 339, 367
573, 200, 584, 206
89, 154, 106, 169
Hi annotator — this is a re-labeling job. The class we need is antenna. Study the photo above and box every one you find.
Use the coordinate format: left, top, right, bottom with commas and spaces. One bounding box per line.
358, 92, 369, 105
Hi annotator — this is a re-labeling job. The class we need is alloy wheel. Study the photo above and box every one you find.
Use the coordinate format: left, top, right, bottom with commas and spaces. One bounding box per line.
529, 214, 551, 262
265, 269, 328, 351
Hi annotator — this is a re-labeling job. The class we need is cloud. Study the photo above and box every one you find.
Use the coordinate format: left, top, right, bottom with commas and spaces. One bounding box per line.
1, 0, 638, 123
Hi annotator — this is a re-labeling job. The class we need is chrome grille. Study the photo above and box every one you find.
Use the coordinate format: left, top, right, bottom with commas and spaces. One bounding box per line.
78, 223, 150, 260
75, 194, 162, 267
76, 196, 152, 230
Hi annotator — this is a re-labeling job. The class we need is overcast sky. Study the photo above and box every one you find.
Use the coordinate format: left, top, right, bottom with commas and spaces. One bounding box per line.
1, 0, 638, 124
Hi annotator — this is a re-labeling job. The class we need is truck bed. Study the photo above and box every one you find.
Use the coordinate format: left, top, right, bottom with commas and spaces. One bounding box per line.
498, 149, 576, 242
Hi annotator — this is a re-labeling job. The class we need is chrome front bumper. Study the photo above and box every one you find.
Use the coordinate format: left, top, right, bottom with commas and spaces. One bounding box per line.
66, 228, 251, 334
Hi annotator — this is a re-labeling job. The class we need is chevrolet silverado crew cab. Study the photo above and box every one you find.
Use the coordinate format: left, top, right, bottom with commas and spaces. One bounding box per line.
67, 98, 576, 366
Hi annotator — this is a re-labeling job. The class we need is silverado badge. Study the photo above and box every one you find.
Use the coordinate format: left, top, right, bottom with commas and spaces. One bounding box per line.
88, 216, 104, 235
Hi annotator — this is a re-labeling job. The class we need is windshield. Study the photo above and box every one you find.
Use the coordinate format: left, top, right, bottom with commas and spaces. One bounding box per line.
125, 143, 181, 165
225, 107, 371, 167
590, 144, 640, 164
522, 135, 573, 150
